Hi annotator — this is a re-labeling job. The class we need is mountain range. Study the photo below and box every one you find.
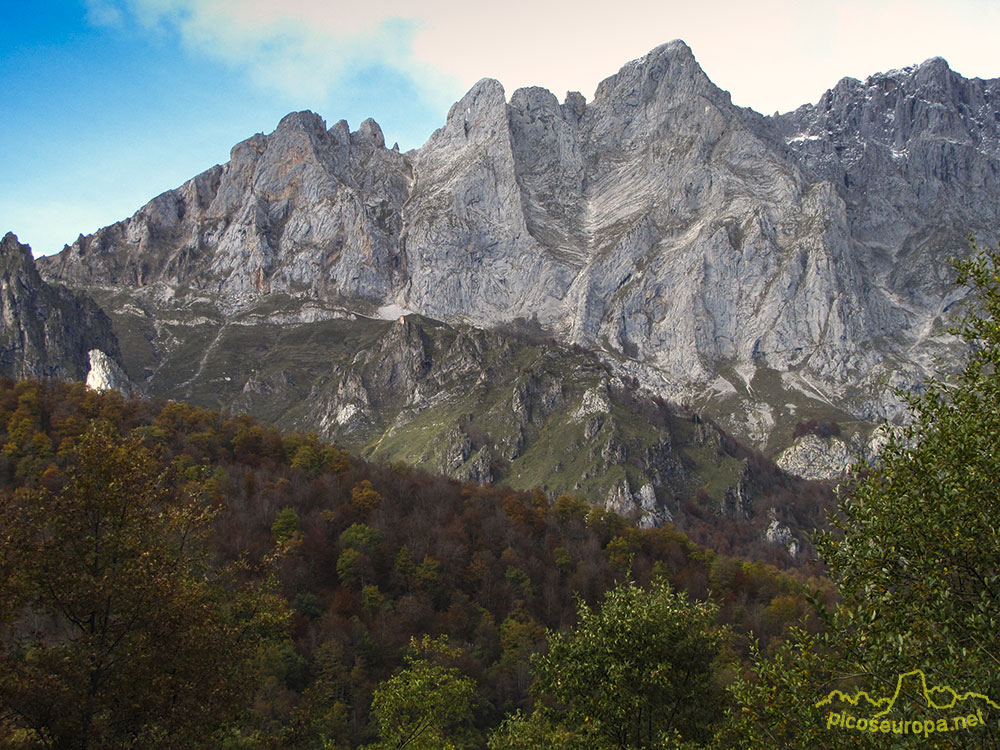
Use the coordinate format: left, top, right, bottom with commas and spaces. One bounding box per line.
5, 40, 999, 558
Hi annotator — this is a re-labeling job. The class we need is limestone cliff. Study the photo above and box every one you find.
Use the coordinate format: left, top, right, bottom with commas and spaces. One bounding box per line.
34, 41, 1000, 453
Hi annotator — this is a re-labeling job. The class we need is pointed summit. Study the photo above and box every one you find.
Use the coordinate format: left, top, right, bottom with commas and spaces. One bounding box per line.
1, 231, 33, 256
917, 55, 951, 73
446, 79, 507, 126
352, 118, 385, 148
911, 54, 957, 91
275, 110, 327, 134
593, 39, 714, 105
434, 78, 509, 147
1, 233, 41, 278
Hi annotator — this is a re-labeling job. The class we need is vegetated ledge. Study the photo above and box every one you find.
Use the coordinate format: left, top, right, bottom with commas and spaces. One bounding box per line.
73, 278, 838, 567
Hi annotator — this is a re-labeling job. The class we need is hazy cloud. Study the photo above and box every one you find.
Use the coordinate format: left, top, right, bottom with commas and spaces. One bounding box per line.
99, 0, 1000, 115
102, 0, 437, 102
85, 0, 126, 28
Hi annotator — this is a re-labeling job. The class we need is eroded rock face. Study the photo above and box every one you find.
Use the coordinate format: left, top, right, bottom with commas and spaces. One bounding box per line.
766, 515, 801, 559
40, 112, 412, 302
0, 233, 122, 381
776, 433, 861, 481
775, 57, 1000, 252
35, 42, 1000, 444
85, 349, 135, 395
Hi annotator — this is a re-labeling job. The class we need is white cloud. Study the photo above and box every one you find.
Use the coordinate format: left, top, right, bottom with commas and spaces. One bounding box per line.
106, 1, 454, 104
106, 0, 1000, 114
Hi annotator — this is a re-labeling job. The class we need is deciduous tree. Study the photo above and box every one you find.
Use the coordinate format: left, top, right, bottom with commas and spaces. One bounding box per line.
0, 424, 284, 749
365, 635, 476, 750
531, 577, 727, 748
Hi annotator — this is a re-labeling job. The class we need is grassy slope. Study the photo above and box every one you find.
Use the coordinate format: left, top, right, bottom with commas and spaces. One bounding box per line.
87, 286, 832, 561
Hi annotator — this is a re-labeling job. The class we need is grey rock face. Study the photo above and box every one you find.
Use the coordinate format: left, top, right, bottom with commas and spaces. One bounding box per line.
773, 58, 1000, 382
765, 514, 801, 559
775, 58, 1000, 248
776, 433, 857, 481
44, 276, 825, 560
0, 233, 122, 381
35, 42, 1000, 447
41, 112, 412, 302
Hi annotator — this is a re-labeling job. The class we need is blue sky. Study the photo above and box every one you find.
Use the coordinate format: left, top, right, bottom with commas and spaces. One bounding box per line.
3, 0, 999, 256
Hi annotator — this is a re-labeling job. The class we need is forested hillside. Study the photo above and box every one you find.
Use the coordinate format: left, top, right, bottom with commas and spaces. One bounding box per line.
0, 378, 826, 747
5, 240, 1000, 748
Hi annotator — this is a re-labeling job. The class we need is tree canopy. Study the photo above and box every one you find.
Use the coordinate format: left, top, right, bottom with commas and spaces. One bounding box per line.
491, 576, 728, 749
0, 373, 819, 748
0, 424, 284, 749
365, 636, 476, 750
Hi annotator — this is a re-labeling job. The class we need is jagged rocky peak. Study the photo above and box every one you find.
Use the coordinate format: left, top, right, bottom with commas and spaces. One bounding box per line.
0, 232, 36, 277
1, 232, 48, 298
508, 85, 581, 167
1, 231, 30, 257
563, 91, 586, 120
0, 233, 123, 381
913, 55, 951, 81
328, 119, 350, 145
592, 39, 719, 107
39, 104, 412, 299
274, 109, 327, 136
435, 77, 509, 145
778, 53, 1000, 155
353, 117, 385, 148
510, 85, 561, 113
773, 51, 1000, 279
265, 109, 392, 158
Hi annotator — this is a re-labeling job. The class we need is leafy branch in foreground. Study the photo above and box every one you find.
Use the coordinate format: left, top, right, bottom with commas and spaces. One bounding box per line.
725, 240, 1000, 748
364, 635, 477, 750
492, 576, 728, 749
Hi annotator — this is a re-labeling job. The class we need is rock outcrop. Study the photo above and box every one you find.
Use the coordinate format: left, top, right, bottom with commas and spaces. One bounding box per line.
40, 113, 412, 302
0, 233, 122, 381
776, 433, 857, 481
85, 349, 135, 395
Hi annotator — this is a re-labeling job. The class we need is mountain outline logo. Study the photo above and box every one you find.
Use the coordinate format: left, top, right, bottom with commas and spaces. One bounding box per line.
816, 669, 996, 738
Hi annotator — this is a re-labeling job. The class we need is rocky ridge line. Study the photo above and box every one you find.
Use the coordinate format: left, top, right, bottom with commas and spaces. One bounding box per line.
33, 42, 1000, 449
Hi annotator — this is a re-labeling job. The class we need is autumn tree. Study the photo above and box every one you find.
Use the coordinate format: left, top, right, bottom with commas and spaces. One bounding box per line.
0, 424, 284, 749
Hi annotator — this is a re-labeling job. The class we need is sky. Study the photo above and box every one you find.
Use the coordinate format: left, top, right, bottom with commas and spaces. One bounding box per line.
3, 0, 999, 257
